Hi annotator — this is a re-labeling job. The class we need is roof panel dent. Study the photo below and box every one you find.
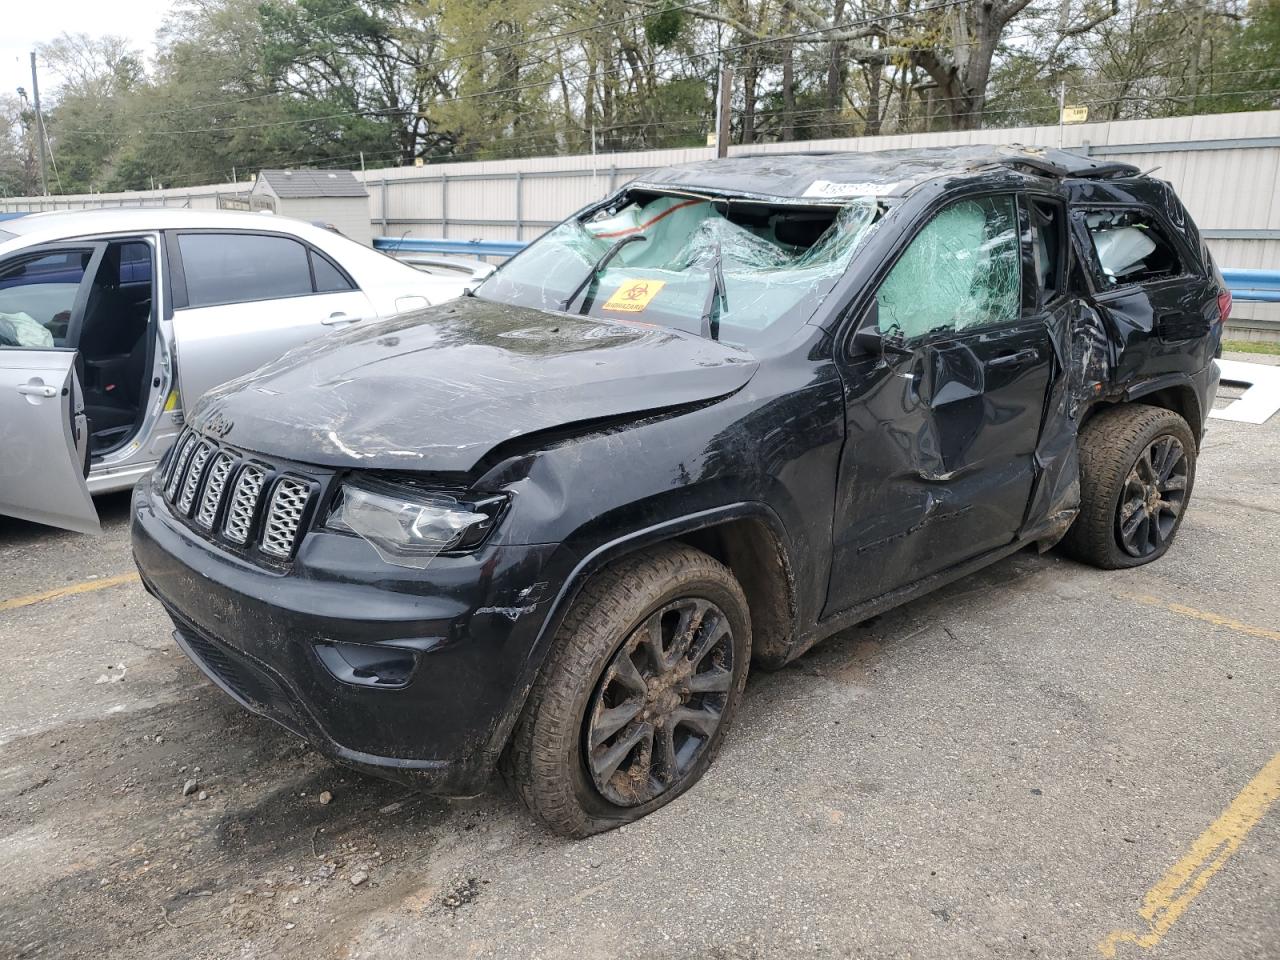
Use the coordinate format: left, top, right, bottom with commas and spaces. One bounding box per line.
633, 145, 1141, 201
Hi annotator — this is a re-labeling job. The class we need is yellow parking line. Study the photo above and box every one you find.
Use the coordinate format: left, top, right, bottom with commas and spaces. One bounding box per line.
1099, 751, 1280, 957
1124, 593, 1280, 643
0, 571, 141, 612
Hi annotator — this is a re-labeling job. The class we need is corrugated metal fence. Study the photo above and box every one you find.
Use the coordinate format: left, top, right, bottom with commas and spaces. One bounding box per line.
4, 109, 1278, 332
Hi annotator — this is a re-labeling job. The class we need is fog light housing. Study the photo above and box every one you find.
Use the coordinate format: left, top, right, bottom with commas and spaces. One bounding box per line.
313, 639, 422, 688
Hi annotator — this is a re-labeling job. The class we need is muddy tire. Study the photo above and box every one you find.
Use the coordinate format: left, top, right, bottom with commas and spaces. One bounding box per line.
1059, 403, 1197, 569
505, 543, 751, 837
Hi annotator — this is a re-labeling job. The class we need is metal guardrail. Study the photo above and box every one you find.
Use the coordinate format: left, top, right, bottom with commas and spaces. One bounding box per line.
373, 236, 527, 260
1221, 268, 1280, 303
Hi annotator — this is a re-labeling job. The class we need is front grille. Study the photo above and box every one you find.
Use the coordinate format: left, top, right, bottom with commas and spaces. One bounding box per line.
176, 442, 213, 514
162, 432, 316, 562
260, 477, 312, 558
165, 432, 197, 500
223, 464, 267, 545
194, 453, 235, 529
183, 630, 255, 703
178, 628, 296, 725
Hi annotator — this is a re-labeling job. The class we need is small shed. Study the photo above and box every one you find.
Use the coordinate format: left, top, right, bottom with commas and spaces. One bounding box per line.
250, 169, 372, 246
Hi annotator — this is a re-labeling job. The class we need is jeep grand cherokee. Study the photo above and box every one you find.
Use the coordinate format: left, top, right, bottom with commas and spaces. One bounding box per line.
131, 146, 1225, 836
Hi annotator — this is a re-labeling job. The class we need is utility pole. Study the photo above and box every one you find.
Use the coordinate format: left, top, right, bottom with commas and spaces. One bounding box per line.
1056, 81, 1066, 149
715, 65, 733, 159
30, 53, 49, 197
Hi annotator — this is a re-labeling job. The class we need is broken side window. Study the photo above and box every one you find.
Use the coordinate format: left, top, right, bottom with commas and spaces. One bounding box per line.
1080, 207, 1182, 289
875, 195, 1021, 340
475, 191, 881, 347
1030, 199, 1065, 307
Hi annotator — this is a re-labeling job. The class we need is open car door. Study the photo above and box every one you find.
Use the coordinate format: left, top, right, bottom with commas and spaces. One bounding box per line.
0, 348, 100, 534
0, 241, 107, 534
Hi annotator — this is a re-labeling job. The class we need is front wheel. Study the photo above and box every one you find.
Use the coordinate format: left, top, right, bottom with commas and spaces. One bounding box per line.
1059, 403, 1197, 569
505, 544, 751, 837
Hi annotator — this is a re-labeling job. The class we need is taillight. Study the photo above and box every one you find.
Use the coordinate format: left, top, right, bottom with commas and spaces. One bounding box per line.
1217, 289, 1232, 324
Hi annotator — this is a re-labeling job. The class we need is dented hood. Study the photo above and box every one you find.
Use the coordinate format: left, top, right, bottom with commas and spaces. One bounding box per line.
189, 296, 759, 472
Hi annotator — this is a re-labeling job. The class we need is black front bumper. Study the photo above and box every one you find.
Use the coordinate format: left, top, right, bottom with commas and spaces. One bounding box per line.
131, 477, 569, 796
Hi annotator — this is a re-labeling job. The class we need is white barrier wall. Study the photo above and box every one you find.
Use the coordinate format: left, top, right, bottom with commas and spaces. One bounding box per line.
4, 110, 1278, 331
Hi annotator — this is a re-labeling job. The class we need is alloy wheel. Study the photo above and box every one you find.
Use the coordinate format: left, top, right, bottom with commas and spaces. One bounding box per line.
1117, 433, 1188, 558
584, 598, 735, 807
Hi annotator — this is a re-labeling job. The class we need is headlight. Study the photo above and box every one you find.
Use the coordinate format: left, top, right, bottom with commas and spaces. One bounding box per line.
327, 483, 506, 569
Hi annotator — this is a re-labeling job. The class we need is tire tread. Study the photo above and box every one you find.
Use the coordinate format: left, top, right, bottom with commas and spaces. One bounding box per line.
1059, 403, 1196, 569
505, 543, 748, 836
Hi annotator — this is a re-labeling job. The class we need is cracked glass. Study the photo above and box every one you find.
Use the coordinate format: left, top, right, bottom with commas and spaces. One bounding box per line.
476, 193, 880, 347
876, 196, 1021, 340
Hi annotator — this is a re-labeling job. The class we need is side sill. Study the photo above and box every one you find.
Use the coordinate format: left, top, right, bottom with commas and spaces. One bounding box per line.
780, 536, 1036, 667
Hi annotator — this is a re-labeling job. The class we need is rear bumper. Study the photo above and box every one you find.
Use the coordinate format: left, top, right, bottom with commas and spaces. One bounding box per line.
130, 476, 569, 796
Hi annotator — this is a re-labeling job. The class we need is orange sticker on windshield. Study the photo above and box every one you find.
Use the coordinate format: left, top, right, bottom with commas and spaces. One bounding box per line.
602, 279, 665, 313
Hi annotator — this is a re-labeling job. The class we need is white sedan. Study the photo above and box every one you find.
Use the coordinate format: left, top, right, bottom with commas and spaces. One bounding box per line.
0, 208, 471, 533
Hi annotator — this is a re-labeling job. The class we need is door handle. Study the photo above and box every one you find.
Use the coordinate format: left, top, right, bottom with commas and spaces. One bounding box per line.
17, 382, 58, 398
321, 311, 360, 326
987, 348, 1039, 369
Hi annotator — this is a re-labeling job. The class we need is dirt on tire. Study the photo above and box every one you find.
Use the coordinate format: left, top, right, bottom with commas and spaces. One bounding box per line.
1059, 402, 1197, 569
504, 543, 751, 838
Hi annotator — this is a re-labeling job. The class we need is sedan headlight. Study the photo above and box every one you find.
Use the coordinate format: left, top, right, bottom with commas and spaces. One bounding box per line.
327, 483, 506, 569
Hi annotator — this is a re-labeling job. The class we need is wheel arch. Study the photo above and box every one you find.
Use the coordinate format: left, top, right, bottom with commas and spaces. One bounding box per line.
1117, 375, 1204, 446
490, 503, 798, 761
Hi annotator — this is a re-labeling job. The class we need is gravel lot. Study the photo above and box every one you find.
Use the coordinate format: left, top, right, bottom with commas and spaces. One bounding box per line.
2, 356, 1278, 960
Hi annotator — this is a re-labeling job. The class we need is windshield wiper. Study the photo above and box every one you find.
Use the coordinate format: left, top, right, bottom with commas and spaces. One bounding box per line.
559, 234, 648, 313
698, 240, 728, 341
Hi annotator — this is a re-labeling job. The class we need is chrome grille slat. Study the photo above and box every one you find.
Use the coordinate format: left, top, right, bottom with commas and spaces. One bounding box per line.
176, 442, 213, 514
164, 432, 196, 500
166, 432, 314, 560
194, 453, 234, 529
223, 464, 267, 545
260, 478, 312, 558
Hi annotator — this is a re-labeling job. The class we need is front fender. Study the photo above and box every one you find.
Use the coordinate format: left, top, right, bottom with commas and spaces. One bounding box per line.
483, 500, 796, 762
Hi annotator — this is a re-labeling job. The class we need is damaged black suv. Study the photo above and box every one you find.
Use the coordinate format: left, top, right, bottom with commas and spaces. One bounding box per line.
132, 146, 1226, 836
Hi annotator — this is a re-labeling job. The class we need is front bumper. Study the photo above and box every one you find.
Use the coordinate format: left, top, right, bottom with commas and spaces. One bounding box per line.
130, 475, 568, 796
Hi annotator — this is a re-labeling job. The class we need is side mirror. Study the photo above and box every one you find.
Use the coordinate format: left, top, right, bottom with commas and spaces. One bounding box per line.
852, 300, 911, 357
852, 324, 885, 356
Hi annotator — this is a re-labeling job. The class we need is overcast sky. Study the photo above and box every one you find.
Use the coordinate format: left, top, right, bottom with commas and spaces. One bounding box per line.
1, 0, 172, 103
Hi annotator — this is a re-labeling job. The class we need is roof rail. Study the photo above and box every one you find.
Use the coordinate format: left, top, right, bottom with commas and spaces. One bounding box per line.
988, 154, 1140, 180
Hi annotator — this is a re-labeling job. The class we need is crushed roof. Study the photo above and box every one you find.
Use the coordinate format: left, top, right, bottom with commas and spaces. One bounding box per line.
255, 169, 369, 199
632, 145, 1141, 201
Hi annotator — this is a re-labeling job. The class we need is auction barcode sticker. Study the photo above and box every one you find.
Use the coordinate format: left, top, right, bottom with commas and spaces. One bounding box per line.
801, 179, 898, 198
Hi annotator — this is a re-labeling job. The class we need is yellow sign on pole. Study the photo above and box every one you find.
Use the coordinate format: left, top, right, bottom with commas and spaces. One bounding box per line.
706, 132, 717, 148
1061, 105, 1089, 124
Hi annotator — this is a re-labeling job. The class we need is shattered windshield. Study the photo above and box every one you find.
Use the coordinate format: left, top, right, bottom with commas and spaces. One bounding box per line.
474, 192, 880, 347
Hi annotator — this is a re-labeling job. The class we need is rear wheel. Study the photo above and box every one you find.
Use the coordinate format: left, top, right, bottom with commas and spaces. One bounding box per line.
1060, 403, 1197, 569
506, 544, 750, 837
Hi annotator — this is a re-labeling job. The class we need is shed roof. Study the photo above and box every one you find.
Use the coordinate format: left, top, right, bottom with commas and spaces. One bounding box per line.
256, 169, 369, 199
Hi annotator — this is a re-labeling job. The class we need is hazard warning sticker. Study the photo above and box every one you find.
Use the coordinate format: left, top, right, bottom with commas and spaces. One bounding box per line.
602, 279, 666, 313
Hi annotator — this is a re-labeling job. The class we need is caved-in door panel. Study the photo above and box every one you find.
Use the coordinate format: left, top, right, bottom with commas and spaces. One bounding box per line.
827, 320, 1052, 613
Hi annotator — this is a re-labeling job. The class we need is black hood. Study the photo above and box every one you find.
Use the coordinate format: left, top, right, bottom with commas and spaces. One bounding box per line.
189, 296, 758, 473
